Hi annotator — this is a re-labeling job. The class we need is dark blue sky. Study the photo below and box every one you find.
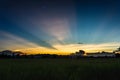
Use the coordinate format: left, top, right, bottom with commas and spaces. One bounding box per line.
0, 0, 120, 52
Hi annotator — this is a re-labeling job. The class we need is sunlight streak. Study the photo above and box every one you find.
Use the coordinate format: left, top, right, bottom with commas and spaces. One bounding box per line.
34, 17, 72, 45
0, 31, 38, 50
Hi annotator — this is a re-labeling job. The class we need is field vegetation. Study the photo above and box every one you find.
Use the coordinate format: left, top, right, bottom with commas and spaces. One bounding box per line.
0, 58, 120, 80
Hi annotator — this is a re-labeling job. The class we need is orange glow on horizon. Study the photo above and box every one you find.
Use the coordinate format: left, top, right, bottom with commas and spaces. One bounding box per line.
13, 42, 119, 55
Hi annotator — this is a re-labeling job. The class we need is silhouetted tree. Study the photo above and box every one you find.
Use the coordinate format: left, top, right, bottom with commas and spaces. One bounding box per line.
79, 50, 85, 54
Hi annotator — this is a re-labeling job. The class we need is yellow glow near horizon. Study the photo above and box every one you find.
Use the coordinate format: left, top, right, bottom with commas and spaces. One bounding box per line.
13, 42, 120, 55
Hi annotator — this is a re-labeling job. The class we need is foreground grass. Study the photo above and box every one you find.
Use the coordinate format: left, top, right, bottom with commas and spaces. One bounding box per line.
0, 58, 120, 80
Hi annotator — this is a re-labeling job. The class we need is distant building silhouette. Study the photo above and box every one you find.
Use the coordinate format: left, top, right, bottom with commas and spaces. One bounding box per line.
0, 50, 23, 58
86, 51, 115, 57
1, 50, 13, 56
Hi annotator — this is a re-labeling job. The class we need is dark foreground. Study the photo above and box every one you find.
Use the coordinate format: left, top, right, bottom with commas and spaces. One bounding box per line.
0, 58, 120, 80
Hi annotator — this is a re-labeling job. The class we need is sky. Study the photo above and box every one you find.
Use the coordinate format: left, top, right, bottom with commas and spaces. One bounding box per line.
0, 0, 120, 54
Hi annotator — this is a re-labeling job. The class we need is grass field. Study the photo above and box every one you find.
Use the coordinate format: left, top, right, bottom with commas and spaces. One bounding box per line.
0, 58, 120, 80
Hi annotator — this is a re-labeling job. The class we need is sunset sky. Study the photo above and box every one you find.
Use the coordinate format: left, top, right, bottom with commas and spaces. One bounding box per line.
0, 0, 120, 54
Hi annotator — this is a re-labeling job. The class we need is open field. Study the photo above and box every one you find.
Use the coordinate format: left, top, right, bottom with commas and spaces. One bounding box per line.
0, 58, 120, 80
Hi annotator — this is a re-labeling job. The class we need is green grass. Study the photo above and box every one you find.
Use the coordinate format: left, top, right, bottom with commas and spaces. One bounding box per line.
0, 58, 120, 80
